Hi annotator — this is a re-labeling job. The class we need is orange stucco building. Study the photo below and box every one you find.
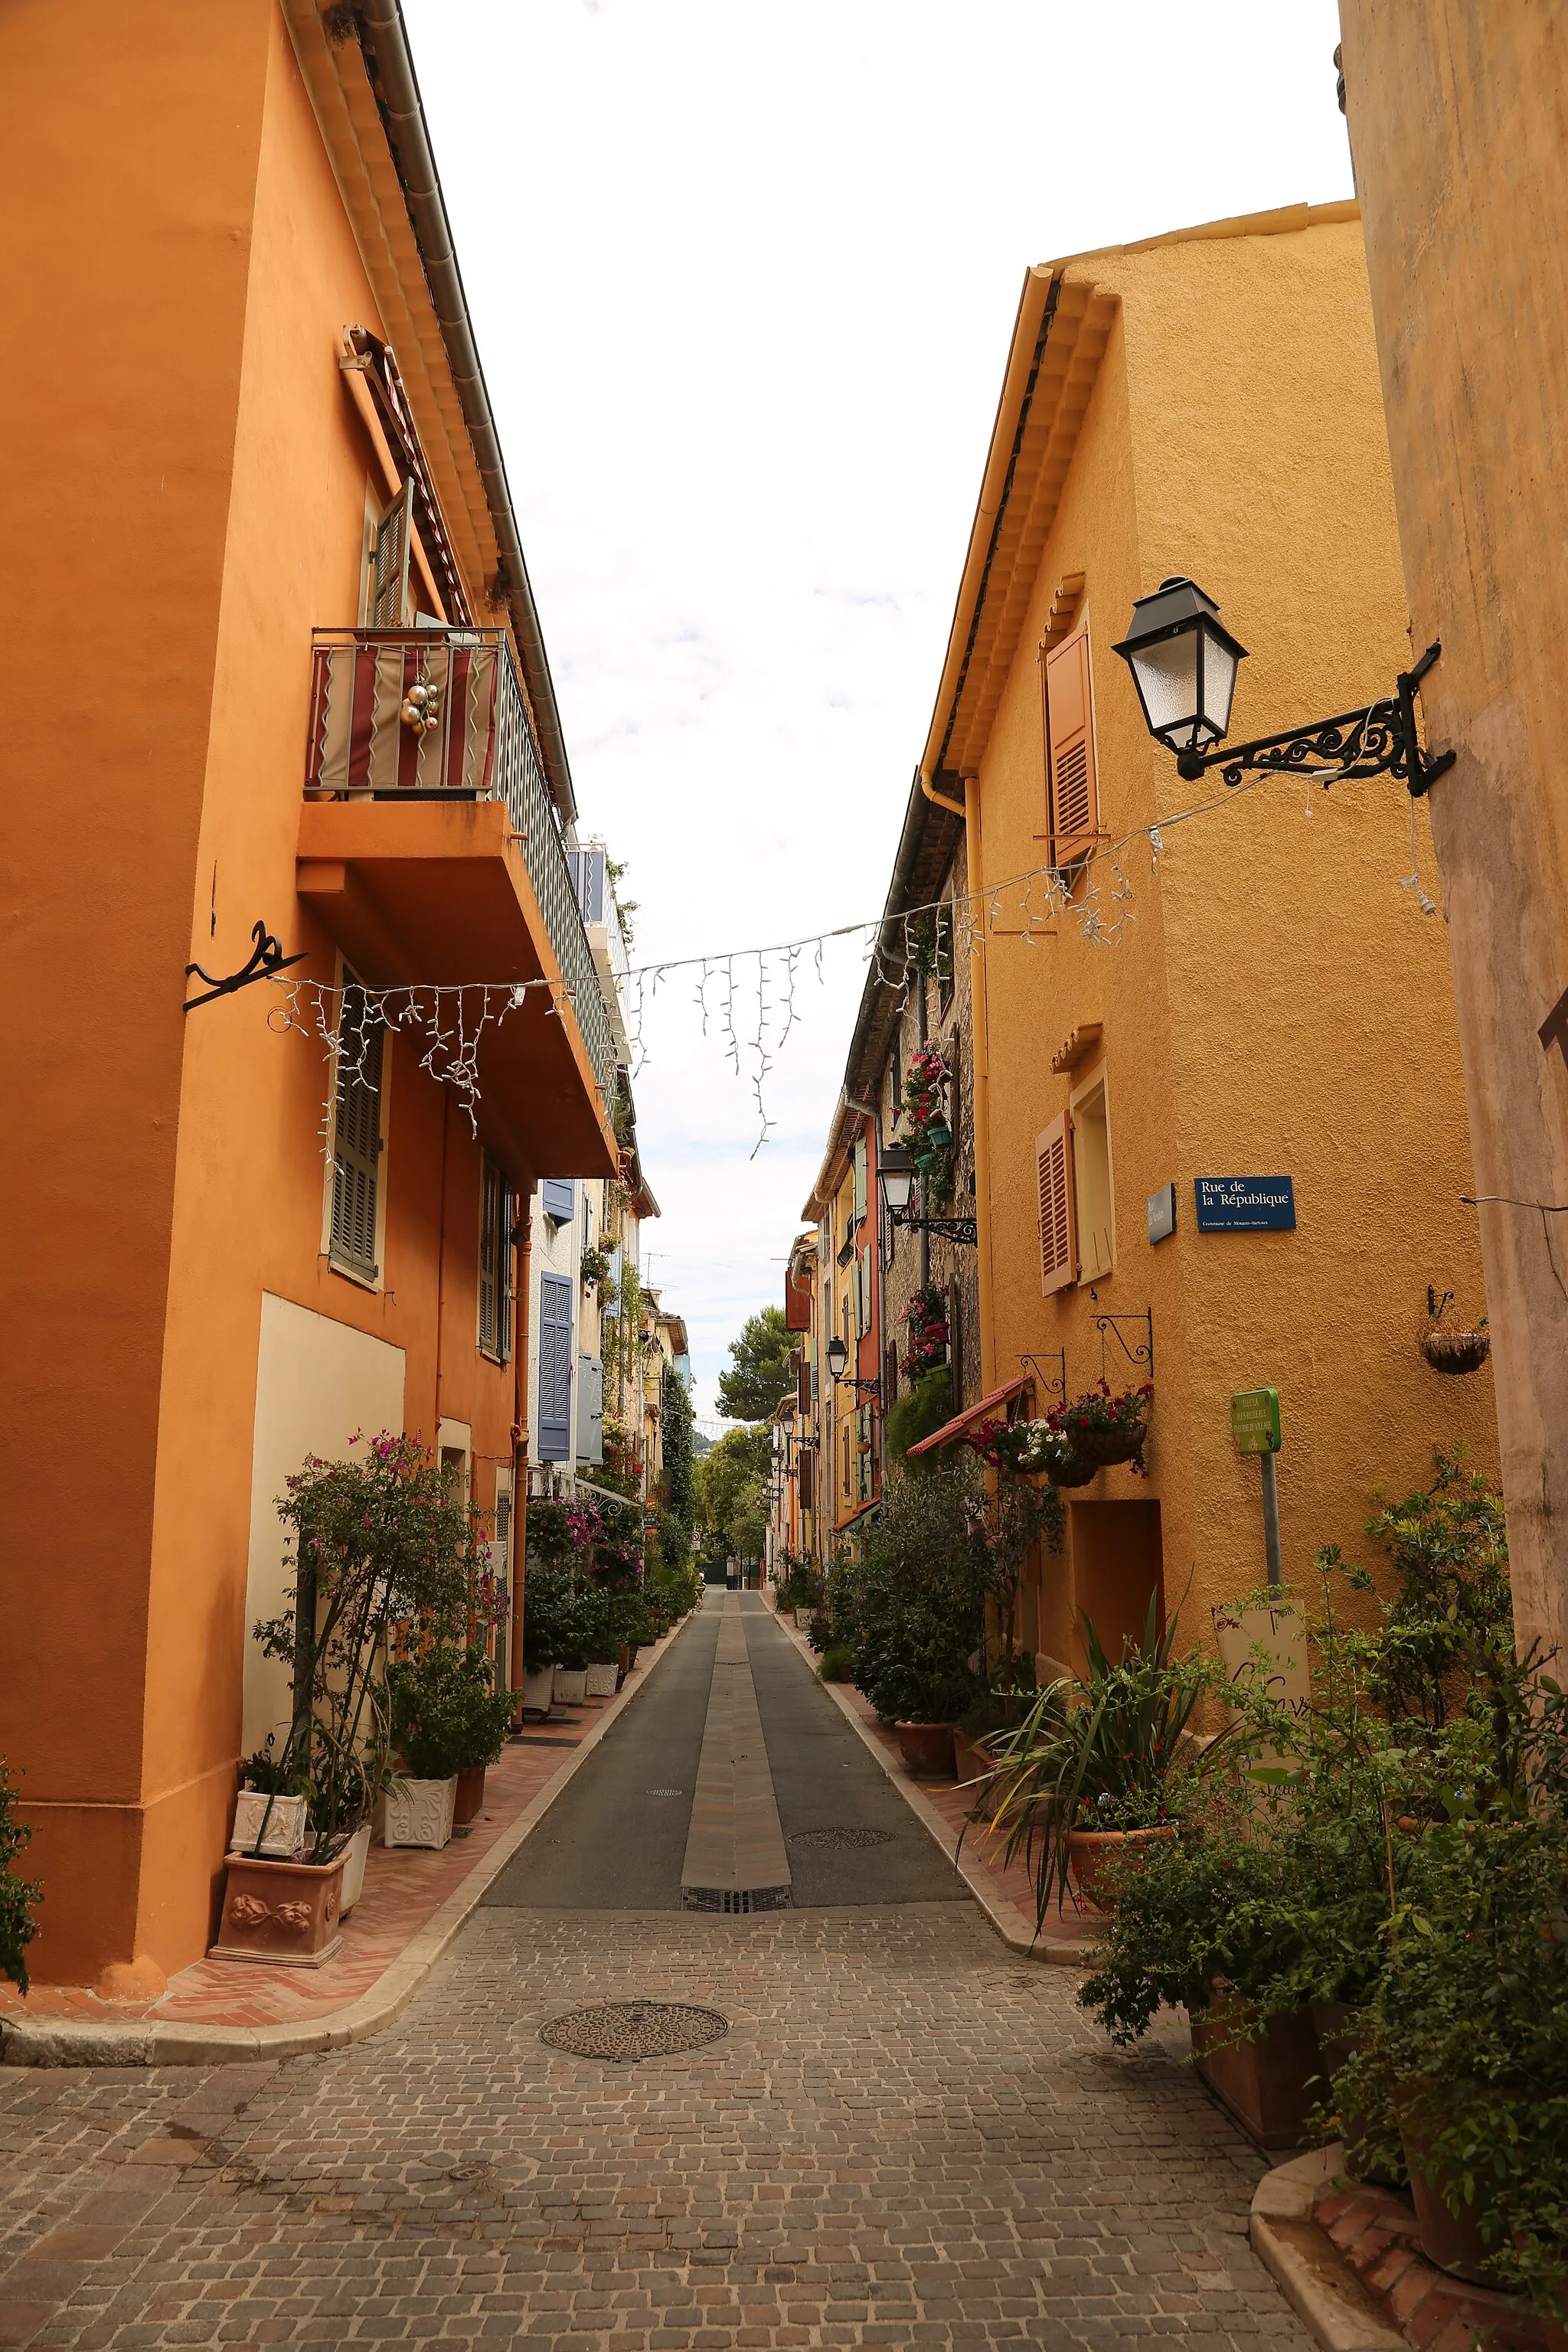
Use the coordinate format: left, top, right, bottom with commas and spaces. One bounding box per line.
1, 0, 618, 1988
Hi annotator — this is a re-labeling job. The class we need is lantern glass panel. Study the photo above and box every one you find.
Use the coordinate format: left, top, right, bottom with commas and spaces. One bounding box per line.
1129, 629, 1201, 748
1197, 619, 1240, 743
826, 1335, 848, 1380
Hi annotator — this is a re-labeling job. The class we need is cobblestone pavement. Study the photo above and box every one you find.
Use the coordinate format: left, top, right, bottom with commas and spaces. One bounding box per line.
0, 1904, 1311, 2349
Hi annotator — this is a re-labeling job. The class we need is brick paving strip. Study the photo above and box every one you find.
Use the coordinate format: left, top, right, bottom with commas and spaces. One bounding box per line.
0, 1620, 696, 2073
679, 1600, 792, 1911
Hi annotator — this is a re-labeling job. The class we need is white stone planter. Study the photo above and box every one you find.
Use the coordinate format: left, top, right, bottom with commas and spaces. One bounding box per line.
554, 1668, 588, 1704
338, 1822, 374, 1913
229, 1791, 307, 1859
585, 1661, 619, 1697
521, 1664, 555, 1715
377, 1775, 457, 1850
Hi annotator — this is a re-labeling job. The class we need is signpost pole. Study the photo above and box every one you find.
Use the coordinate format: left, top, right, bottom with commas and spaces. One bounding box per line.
1259, 1451, 1283, 1596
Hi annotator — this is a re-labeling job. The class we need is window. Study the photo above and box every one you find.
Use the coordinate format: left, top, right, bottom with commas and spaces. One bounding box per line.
537, 1273, 573, 1462
1036, 1111, 1075, 1296
1043, 620, 1100, 868
329, 975, 384, 1282
936, 900, 956, 1017
479, 1154, 513, 1362
841, 1422, 851, 1502
541, 1177, 574, 1223
368, 477, 414, 628
1071, 1072, 1116, 1281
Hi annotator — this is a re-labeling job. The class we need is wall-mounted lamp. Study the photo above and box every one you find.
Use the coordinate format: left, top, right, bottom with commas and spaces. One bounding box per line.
1112, 576, 1454, 796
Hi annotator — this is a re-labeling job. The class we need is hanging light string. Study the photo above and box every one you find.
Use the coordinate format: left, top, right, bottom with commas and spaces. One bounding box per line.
270, 762, 1426, 1153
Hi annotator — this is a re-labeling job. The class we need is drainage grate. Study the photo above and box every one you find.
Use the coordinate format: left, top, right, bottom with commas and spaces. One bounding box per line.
681, 1883, 792, 1914
788, 1826, 894, 1851
540, 2000, 730, 2062
645, 1788, 684, 1797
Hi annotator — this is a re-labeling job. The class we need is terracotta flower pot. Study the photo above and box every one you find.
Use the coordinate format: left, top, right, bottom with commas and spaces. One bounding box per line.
893, 1720, 957, 1778
1067, 1823, 1176, 1910
1398, 2084, 1510, 2287
211, 1851, 346, 1968
453, 1765, 487, 1826
1189, 1991, 1322, 2151
952, 1730, 996, 1818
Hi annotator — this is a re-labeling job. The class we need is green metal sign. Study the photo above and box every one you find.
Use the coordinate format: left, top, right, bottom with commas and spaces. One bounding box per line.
1230, 1388, 1282, 1455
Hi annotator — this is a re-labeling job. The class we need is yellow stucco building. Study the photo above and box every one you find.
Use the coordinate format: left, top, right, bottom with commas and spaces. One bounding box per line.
908, 201, 1497, 1659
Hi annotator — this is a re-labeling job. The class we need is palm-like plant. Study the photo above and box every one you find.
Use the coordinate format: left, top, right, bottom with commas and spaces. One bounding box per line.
980, 1592, 1234, 1933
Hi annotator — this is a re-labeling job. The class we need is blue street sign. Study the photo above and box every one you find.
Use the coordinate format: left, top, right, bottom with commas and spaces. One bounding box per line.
1194, 1176, 1296, 1233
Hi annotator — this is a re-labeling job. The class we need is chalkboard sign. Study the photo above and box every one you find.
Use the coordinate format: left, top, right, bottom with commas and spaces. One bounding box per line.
1194, 1176, 1296, 1232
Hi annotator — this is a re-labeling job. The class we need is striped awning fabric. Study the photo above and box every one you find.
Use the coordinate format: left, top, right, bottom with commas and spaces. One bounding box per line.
305, 637, 500, 798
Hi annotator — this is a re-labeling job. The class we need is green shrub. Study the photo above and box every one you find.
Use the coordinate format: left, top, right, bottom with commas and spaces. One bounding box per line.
0, 1764, 42, 1994
884, 1367, 952, 1469
818, 1644, 854, 1684
389, 1645, 514, 1779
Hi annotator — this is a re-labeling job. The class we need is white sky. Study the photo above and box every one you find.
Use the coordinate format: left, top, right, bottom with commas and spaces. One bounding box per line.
403, 0, 1354, 1426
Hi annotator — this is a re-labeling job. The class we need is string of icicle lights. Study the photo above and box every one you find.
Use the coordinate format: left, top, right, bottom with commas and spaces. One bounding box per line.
269, 761, 1439, 1156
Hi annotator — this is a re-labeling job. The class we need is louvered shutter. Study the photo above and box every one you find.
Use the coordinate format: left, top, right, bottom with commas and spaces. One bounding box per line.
799, 1447, 813, 1513
1045, 623, 1099, 868
853, 1138, 867, 1225
369, 478, 414, 628
479, 1156, 501, 1356
796, 1353, 810, 1415
537, 1275, 573, 1461
329, 980, 384, 1279
1037, 1112, 1076, 1295
541, 1177, 574, 1223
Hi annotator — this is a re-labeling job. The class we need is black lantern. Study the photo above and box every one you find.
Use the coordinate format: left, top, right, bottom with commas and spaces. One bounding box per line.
826, 1334, 849, 1381
1112, 576, 1246, 769
877, 1144, 916, 1220
1113, 573, 1453, 797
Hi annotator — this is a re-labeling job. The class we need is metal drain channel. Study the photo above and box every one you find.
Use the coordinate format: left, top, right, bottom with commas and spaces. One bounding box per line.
681, 1883, 792, 1915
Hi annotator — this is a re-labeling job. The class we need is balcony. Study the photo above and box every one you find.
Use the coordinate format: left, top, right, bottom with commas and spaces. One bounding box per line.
299, 628, 619, 1180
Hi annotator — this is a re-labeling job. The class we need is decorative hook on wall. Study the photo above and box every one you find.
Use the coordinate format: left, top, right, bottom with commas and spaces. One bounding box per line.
1017, 1351, 1067, 1410
184, 920, 307, 1014
1085, 1298, 1155, 1383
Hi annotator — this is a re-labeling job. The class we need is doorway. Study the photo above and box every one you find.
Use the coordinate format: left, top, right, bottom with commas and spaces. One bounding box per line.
1059, 1499, 1164, 1671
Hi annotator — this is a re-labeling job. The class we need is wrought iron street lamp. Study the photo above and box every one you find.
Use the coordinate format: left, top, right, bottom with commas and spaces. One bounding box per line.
1112, 576, 1454, 796
876, 1141, 978, 1246
825, 1333, 880, 1402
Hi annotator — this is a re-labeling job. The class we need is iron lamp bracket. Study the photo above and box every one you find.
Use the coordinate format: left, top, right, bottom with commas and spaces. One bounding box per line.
1174, 640, 1455, 798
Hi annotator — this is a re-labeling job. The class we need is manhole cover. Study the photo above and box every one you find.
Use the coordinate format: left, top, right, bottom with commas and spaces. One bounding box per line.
789, 1826, 893, 1851
540, 2001, 730, 2062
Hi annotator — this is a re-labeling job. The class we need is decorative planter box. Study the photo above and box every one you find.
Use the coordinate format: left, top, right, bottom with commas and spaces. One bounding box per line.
453, 1765, 487, 1826
520, 1664, 555, 1716
210, 1851, 345, 1967
585, 1661, 619, 1697
554, 1668, 589, 1704
229, 1791, 307, 1859
1189, 1995, 1321, 2151
338, 1822, 372, 1915
378, 1775, 458, 1850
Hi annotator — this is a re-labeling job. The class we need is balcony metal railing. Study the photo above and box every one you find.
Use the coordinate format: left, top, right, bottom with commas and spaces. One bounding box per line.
305, 627, 617, 1109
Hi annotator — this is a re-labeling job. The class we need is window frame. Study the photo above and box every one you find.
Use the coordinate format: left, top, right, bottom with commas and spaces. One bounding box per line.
325, 963, 390, 1291
1069, 1063, 1117, 1284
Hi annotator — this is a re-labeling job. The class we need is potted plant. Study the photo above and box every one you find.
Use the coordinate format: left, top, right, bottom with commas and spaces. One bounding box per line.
232, 1735, 311, 1860
838, 1459, 988, 1774
900, 1283, 949, 1380
520, 1558, 572, 1717
1051, 1380, 1153, 1470
224, 1433, 470, 1962
387, 1644, 514, 1836
551, 1584, 593, 1704
985, 1596, 1230, 1927
0, 1761, 42, 1994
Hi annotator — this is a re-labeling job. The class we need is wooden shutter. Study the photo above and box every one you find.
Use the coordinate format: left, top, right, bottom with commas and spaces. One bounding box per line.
369, 477, 414, 628
796, 1353, 810, 1415
853, 1137, 867, 1226
541, 1177, 574, 1223
1044, 622, 1099, 868
329, 980, 384, 1279
1036, 1111, 1076, 1295
799, 1446, 813, 1513
479, 1156, 501, 1356
537, 1273, 573, 1461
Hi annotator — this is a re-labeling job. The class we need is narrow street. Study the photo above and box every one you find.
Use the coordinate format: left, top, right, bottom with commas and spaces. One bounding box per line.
0, 1599, 1306, 2350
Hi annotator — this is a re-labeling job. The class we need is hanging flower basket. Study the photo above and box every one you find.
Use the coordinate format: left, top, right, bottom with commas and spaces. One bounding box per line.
1420, 1326, 1491, 1375
1048, 1382, 1153, 1472
1073, 1423, 1148, 1467
1048, 1449, 1099, 1490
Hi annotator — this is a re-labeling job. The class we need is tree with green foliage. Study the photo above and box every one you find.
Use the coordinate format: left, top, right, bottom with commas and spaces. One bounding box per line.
715, 1305, 795, 1422
695, 1423, 770, 1560
660, 1363, 695, 1566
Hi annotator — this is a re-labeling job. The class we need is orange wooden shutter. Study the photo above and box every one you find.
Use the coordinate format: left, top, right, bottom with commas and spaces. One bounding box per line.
1045, 622, 1099, 867
799, 1448, 813, 1512
1037, 1112, 1076, 1295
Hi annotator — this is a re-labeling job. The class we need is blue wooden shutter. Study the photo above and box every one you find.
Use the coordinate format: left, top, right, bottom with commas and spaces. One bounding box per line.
538, 1273, 573, 1460
542, 1177, 575, 1223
